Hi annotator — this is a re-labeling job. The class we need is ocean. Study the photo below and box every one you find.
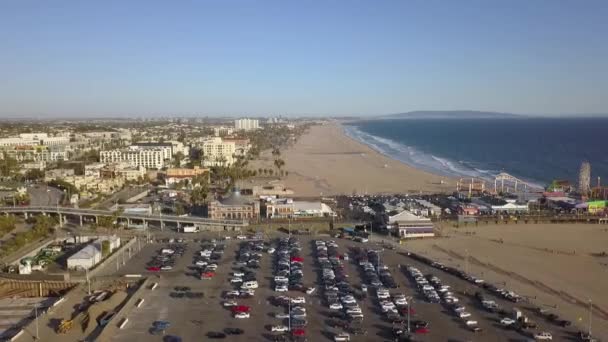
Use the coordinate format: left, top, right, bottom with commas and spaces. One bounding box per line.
344, 118, 608, 187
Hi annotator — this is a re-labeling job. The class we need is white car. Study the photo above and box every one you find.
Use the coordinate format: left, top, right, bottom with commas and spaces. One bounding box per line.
160, 265, 173, 271
275, 313, 290, 319
223, 300, 237, 307
341, 296, 356, 304
534, 332, 553, 340
453, 305, 466, 313
346, 308, 362, 315
329, 303, 343, 310
275, 286, 288, 292
500, 317, 516, 326
458, 311, 471, 319
267, 248, 276, 254
195, 260, 208, 266
334, 332, 351, 341
236, 235, 247, 240
291, 306, 306, 313
306, 287, 316, 295
291, 297, 306, 304
394, 298, 408, 306
232, 272, 244, 277
230, 278, 243, 283
234, 312, 250, 319
271, 325, 289, 332
274, 276, 289, 282
240, 289, 255, 296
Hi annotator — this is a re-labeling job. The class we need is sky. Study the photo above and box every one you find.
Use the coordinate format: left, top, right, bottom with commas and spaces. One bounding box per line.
0, 0, 607, 118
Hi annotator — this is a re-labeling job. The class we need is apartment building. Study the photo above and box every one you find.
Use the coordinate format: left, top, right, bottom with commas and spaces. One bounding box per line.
234, 118, 260, 131
100, 149, 165, 169
201, 137, 236, 167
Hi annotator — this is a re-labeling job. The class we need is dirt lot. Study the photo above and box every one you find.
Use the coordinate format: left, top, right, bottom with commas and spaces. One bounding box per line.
406, 223, 608, 338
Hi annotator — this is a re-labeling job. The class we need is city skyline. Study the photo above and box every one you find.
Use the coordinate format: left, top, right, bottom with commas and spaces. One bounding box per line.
1, 0, 607, 117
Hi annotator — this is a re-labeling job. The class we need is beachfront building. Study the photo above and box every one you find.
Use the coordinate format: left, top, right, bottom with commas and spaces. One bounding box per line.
292, 201, 336, 218
389, 210, 435, 239
201, 137, 236, 167
490, 199, 529, 214
262, 197, 295, 218
208, 189, 260, 220
587, 200, 608, 214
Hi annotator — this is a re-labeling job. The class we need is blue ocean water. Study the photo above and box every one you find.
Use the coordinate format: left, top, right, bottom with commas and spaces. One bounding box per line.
344, 118, 608, 186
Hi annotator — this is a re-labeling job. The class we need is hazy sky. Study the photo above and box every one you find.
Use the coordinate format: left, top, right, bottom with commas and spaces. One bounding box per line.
1, 0, 607, 117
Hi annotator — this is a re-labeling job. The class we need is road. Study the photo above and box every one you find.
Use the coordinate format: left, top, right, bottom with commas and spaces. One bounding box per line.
27, 185, 63, 206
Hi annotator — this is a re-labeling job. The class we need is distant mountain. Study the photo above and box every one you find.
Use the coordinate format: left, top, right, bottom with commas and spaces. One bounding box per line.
380, 110, 523, 119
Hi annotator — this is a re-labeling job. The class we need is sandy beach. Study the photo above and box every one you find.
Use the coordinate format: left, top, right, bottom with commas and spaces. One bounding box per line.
251, 122, 454, 197
405, 223, 608, 337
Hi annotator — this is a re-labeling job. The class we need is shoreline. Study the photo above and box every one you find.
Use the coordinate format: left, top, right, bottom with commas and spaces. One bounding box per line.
250, 122, 456, 196
341, 120, 548, 189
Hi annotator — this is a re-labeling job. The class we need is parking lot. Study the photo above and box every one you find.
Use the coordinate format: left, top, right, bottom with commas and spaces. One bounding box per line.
109, 234, 582, 341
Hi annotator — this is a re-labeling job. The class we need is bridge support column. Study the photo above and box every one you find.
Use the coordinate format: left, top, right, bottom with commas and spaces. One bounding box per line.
177, 222, 181, 229
160, 220, 164, 231
24, 212, 28, 220
79, 215, 83, 227
59, 214, 64, 228
95, 216, 98, 225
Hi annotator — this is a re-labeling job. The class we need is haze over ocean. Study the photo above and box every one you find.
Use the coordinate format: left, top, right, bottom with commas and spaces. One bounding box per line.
345, 118, 608, 186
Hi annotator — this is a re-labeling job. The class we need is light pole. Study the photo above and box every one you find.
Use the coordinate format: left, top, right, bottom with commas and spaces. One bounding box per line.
588, 299, 593, 337
34, 303, 39, 340
406, 296, 413, 333
288, 215, 291, 333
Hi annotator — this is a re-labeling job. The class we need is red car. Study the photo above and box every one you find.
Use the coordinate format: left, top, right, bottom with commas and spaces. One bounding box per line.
147, 267, 161, 272
290, 257, 304, 262
231, 305, 251, 313
414, 327, 430, 334
200, 272, 215, 279
291, 329, 306, 337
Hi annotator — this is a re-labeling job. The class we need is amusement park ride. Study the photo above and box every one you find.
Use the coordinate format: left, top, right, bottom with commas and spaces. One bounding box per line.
456, 172, 541, 197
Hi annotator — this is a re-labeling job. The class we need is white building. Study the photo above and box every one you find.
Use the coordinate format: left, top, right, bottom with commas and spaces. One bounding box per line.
389, 210, 435, 239
67, 243, 102, 270
292, 201, 335, 217
0, 138, 38, 147
213, 126, 234, 137
234, 118, 260, 131
202, 137, 236, 167
100, 149, 165, 169
42, 136, 70, 146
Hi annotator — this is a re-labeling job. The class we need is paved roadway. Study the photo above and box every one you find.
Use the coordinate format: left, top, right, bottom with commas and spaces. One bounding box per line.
27, 185, 63, 206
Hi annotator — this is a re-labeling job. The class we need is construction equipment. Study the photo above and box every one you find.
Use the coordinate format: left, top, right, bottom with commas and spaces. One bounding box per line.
57, 319, 73, 334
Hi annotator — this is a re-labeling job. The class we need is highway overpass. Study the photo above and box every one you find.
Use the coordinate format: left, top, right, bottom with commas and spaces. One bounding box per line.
0, 206, 247, 230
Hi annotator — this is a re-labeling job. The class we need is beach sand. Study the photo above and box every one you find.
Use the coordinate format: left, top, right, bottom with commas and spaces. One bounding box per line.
405, 223, 608, 337
250, 122, 454, 197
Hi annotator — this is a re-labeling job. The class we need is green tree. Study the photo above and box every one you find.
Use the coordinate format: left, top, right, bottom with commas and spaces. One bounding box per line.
0, 153, 18, 177
190, 183, 209, 206
174, 202, 186, 216
24, 169, 45, 181
101, 240, 111, 256
173, 152, 185, 167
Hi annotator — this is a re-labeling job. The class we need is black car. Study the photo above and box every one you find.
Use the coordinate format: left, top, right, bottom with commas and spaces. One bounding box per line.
224, 328, 244, 335
207, 332, 227, 339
